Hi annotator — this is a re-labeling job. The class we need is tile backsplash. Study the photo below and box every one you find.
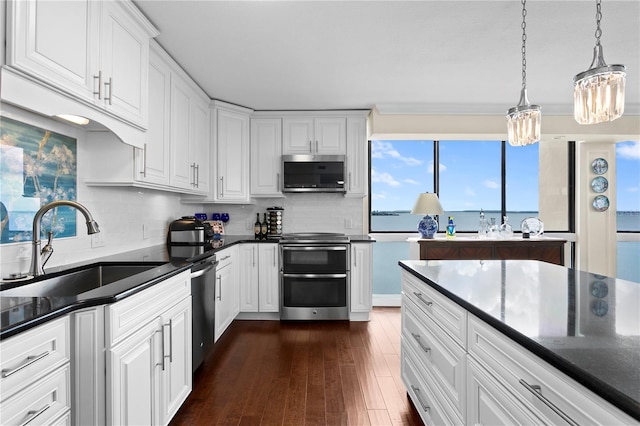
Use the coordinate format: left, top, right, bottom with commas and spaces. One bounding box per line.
0, 106, 367, 278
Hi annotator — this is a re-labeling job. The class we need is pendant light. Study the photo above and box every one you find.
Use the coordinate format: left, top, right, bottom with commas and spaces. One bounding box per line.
573, 0, 626, 125
506, 0, 541, 147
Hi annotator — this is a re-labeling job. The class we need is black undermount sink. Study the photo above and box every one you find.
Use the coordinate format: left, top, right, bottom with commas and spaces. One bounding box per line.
0, 262, 164, 297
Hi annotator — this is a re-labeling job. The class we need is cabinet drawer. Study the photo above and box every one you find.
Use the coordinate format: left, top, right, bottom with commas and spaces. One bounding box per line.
401, 345, 463, 426
401, 270, 466, 348
468, 314, 637, 426
467, 357, 544, 425
106, 270, 190, 346
0, 364, 70, 425
216, 247, 234, 269
0, 316, 70, 400
402, 295, 466, 418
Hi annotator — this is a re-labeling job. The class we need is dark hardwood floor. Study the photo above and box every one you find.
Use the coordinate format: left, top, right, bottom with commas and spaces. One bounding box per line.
170, 307, 423, 426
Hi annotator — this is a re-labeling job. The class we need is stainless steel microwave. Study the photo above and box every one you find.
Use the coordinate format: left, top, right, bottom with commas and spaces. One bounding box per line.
282, 154, 346, 193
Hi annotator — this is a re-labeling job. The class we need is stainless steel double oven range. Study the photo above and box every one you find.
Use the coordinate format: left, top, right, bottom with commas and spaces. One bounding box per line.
279, 233, 350, 320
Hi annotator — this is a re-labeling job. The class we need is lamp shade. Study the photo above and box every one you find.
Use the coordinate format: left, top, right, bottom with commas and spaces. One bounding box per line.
411, 193, 444, 215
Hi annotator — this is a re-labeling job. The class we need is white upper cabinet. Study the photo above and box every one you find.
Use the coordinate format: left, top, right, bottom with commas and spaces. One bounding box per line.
250, 118, 283, 197
6, 0, 157, 129
212, 102, 252, 203
283, 117, 346, 155
345, 117, 368, 197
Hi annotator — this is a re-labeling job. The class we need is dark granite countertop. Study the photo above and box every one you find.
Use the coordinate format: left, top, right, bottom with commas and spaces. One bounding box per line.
399, 259, 640, 421
1, 234, 374, 340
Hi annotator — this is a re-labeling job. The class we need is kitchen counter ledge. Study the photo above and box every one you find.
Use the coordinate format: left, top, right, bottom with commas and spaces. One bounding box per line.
399, 259, 640, 421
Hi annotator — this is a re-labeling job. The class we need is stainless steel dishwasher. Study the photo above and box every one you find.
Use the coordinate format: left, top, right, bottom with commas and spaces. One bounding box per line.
190, 255, 218, 372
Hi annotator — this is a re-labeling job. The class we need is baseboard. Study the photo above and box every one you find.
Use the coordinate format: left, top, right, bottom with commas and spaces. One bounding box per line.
372, 294, 401, 307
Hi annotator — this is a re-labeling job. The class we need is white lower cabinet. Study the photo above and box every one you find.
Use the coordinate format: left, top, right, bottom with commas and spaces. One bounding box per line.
215, 246, 240, 341
400, 270, 637, 426
0, 316, 71, 425
350, 243, 372, 317
239, 243, 280, 313
106, 270, 192, 426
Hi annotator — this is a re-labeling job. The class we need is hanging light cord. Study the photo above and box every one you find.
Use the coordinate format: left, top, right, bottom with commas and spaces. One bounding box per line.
520, 0, 528, 90
594, 0, 603, 47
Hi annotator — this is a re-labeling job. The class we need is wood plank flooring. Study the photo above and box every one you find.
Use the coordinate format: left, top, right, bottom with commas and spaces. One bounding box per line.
170, 307, 423, 426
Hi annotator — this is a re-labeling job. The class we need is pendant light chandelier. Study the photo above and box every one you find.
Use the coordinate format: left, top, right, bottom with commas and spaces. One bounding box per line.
506, 0, 541, 147
573, 0, 626, 125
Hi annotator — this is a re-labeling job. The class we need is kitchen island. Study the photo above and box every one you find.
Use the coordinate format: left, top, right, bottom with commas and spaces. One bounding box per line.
399, 259, 639, 424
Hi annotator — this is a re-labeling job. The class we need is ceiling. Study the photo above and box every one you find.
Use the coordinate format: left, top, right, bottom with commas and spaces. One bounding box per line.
134, 0, 640, 115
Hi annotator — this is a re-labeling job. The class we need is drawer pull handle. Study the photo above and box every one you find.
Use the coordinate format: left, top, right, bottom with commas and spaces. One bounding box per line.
413, 292, 433, 307
410, 385, 430, 413
1, 351, 50, 378
411, 333, 431, 353
519, 379, 578, 426
20, 403, 51, 426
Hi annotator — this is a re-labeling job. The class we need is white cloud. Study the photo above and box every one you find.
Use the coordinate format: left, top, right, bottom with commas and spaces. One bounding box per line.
371, 141, 422, 166
465, 187, 476, 197
372, 193, 386, 200
627, 187, 639, 193
404, 178, 420, 185
371, 169, 400, 187
483, 179, 499, 189
426, 161, 447, 174
617, 141, 640, 160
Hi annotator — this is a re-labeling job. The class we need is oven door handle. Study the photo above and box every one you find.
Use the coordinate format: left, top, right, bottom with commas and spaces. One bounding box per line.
282, 273, 348, 279
281, 246, 347, 252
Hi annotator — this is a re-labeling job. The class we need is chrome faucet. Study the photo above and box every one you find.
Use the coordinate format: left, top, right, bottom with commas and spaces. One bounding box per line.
30, 200, 100, 277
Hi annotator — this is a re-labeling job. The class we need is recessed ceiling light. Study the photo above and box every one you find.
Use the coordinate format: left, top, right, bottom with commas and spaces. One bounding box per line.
56, 114, 90, 125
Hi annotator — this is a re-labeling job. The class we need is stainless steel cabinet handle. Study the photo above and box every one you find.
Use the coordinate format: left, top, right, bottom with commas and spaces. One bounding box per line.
20, 404, 51, 426
164, 319, 173, 363
411, 332, 431, 353
348, 172, 352, 191
410, 385, 430, 413
93, 71, 102, 99
195, 164, 199, 188
283, 273, 347, 279
1, 351, 49, 378
219, 176, 224, 197
140, 144, 147, 177
104, 77, 112, 105
353, 247, 357, 267
308, 140, 312, 153
277, 173, 280, 192
220, 255, 231, 261
413, 292, 433, 307
160, 327, 166, 371
217, 276, 222, 300
519, 379, 578, 426
273, 247, 276, 266
253, 246, 256, 267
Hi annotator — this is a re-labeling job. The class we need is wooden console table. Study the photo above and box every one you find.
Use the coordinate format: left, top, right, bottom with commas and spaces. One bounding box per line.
418, 237, 566, 265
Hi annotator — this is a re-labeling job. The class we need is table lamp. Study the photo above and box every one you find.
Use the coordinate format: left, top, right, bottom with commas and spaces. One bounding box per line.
411, 193, 444, 239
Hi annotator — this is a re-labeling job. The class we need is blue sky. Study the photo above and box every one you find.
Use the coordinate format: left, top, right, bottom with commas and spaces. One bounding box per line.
371, 140, 538, 212
371, 140, 640, 212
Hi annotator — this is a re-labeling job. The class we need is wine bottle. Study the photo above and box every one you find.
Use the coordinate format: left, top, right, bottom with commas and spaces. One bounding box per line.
261, 213, 268, 240
254, 213, 261, 239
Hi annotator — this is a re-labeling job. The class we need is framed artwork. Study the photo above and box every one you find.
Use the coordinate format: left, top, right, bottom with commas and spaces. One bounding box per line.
0, 116, 78, 244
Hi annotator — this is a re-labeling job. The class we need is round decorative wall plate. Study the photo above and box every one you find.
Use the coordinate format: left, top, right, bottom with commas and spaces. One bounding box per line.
590, 281, 609, 298
591, 176, 608, 193
592, 195, 610, 211
591, 158, 608, 175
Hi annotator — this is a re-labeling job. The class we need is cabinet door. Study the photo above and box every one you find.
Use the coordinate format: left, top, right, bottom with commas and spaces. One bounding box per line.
6, 0, 99, 102
216, 108, 250, 202
345, 117, 367, 196
350, 243, 372, 313
99, 1, 149, 126
239, 244, 259, 312
250, 118, 283, 196
160, 297, 192, 425
215, 264, 235, 341
258, 244, 280, 312
169, 75, 194, 190
314, 117, 346, 154
107, 319, 161, 426
282, 117, 314, 154
137, 46, 171, 186
192, 98, 210, 194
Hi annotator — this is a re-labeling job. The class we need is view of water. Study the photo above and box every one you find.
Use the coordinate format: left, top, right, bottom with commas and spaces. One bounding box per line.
371, 211, 640, 296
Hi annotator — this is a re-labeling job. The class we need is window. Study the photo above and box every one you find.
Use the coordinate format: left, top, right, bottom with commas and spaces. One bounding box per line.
370, 140, 542, 233
616, 140, 640, 282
